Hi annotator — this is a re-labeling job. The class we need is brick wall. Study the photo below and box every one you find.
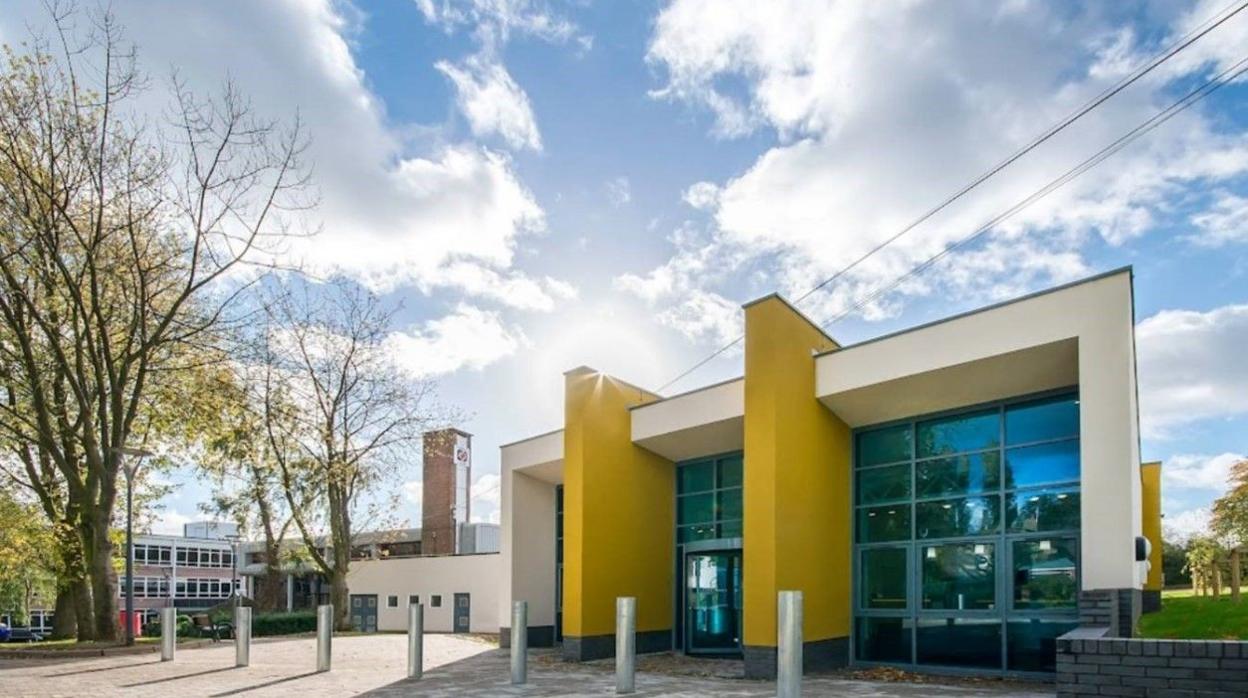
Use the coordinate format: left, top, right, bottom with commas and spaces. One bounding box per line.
1057, 629, 1248, 697
421, 429, 459, 555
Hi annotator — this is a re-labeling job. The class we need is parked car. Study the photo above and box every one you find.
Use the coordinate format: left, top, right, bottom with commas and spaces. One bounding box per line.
3, 626, 43, 643
0, 622, 10, 642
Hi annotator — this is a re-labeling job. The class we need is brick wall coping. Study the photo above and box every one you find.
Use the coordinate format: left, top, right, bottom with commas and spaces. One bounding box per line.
1056, 629, 1248, 697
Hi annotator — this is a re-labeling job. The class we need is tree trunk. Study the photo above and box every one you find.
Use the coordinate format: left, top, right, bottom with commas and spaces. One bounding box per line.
331, 554, 350, 631
72, 576, 95, 642
49, 583, 77, 640
254, 570, 286, 612
1232, 549, 1242, 603
83, 514, 120, 641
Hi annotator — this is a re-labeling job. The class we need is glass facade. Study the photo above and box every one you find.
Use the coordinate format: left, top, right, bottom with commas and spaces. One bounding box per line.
853, 393, 1080, 674
676, 452, 743, 655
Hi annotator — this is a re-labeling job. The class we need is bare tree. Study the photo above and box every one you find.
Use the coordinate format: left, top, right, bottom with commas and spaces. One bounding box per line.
257, 280, 438, 630
0, 4, 310, 640
198, 363, 307, 612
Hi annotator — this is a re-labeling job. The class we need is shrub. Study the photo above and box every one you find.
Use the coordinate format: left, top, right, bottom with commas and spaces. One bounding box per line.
253, 611, 317, 637
143, 614, 195, 638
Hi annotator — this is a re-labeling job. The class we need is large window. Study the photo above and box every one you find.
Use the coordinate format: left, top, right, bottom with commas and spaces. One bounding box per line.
853, 393, 1080, 674
675, 452, 743, 655
676, 453, 742, 542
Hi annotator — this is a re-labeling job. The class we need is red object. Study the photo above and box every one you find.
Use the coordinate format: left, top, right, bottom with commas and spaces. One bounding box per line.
118, 610, 144, 637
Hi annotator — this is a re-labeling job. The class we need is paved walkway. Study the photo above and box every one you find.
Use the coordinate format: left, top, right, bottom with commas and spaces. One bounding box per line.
0, 634, 1054, 697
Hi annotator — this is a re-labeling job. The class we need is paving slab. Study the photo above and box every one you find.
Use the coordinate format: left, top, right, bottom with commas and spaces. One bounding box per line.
0, 634, 1055, 697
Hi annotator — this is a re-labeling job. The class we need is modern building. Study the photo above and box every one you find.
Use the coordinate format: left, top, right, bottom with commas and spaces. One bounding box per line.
238, 429, 501, 633
124, 522, 242, 626
499, 267, 1162, 678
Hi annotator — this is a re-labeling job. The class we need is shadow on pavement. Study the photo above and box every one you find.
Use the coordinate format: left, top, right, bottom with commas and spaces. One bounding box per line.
44, 658, 163, 677
209, 670, 322, 696
120, 665, 241, 687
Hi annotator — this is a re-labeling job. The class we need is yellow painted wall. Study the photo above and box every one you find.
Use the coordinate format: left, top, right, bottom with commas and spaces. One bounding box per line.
742, 296, 852, 648
562, 367, 675, 638
1141, 461, 1163, 591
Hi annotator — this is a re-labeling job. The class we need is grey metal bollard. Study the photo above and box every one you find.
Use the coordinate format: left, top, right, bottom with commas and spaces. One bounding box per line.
616, 597, 636, 694
235, 606, 252, 667
407, 603, 424, 679
316, 604, 333, 672
510, 601, 528, 684
160, 607, 176, 662
777, 590, 803, 698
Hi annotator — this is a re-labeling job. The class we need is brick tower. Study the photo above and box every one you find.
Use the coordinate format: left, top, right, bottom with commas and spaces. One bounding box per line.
421, 428, 472, 555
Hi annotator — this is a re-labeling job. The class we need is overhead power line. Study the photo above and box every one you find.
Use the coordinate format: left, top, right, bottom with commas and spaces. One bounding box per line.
655, 0, 1248, 394
819, 51, 1248, 332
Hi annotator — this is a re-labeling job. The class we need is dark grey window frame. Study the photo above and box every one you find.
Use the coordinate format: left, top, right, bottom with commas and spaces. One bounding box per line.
851, 388, 1081, 678
674, 450, 744, 657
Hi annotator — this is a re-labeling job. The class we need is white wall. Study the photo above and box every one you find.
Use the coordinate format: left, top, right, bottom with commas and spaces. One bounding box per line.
346, 553, 500, 633
499, 430, 561, 634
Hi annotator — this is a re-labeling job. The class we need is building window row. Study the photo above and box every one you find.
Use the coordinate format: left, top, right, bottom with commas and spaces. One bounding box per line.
175, 578, 241, 599
853, 392, 1081, 675
120, 576, 171, 598
176, 546, 234, 569
134, 544, 172, 565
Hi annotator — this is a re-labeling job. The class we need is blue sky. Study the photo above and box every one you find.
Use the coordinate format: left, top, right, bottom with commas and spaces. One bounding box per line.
3, 0, 1247, 541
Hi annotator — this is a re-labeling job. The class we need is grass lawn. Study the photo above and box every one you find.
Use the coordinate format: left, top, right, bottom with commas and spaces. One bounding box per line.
1138, 588, 1248, 640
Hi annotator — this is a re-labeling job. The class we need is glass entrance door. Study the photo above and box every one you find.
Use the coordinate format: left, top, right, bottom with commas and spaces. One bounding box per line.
685, 550, 742, 654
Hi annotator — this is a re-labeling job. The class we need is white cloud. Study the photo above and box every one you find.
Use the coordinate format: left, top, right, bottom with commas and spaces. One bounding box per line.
388, 304, 526, 377
1161, 453, 1245, 492
0, 1, 567, 307
151, 509, 194, 536
1164, 507, 1211, 542
1137, 304, 1248, 438
634, 1, 1248, 335
682, 181, 720, 210
421, 262, 576, 312
402, 480, 424, 516
437, 57, 542, 150
1189, 191, 1248, 247
416, 0, 584, 47
470, 473, 501, 524
606, 177, 632, 206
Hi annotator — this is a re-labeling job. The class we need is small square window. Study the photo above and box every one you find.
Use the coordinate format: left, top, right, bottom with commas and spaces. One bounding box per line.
408, 595, 419, 605
431, 595, 442, 608
388, 595, 398, 608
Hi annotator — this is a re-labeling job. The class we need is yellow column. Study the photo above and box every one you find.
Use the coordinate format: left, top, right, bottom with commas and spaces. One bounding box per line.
562, 367, 675, 659
742, 295, 852, 676
1140, 461, 1163, 610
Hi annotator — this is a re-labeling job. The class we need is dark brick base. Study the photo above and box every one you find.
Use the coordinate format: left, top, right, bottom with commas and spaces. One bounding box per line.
1141, 588, 1162, 614
742, 636, 849, 679
498, 625, 555, 648
1078, 588, 1141, 637
1056, 627, 1248, 697
561, 629, 671, 661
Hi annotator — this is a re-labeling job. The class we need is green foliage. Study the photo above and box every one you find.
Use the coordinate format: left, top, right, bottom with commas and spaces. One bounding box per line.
252, 611, 317, 637
1211, 458, 1248, 546
1139, 589, 1248, 640
1162, 537, 1191, 586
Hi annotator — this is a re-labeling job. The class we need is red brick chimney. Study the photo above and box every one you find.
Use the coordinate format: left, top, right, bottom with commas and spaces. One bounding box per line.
421, 428, 472, 555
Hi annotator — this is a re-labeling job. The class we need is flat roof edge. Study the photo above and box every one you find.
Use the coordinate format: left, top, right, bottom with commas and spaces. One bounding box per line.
499, 427, 563, 450
814, 265, 1133, 358
627, 375, 744, 411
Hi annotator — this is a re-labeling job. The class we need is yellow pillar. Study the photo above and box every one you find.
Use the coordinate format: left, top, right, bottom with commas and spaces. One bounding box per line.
741, 295, 852, 677
562, 366, 675, 659
1140, 461, 1163, 612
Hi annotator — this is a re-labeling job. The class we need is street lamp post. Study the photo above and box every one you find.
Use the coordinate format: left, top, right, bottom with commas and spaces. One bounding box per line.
225, 534, 242, 607
113, 446, 152, 647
